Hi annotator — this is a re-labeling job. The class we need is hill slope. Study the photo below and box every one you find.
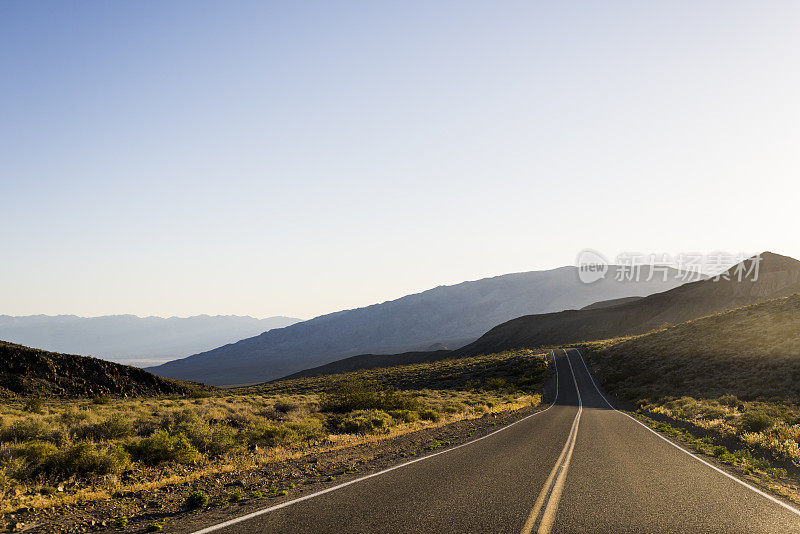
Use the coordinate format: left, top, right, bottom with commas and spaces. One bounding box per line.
460, 252, 800, 356
148, 265, 693, 385
0, 340, 202, 398
588, 292, 800, 400
0, 314, 301, 367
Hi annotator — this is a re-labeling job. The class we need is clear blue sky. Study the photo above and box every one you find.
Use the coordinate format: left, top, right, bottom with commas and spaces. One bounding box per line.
2, 1, 798, 319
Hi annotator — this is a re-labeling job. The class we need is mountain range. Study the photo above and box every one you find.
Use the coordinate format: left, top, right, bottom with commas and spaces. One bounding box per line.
148, 265, 696, 385
289, 252, 800, 379
0, 314, 301, 367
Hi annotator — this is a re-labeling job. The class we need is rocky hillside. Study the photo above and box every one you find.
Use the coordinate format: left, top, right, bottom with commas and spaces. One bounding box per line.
0, 340, 205, 398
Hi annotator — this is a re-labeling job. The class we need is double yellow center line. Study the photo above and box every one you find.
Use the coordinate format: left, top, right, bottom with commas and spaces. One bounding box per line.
521, 349, 583, 534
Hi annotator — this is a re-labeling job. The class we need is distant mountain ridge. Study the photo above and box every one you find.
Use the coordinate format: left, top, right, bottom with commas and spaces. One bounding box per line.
0, 314, 301, 367
148, 265, 698, 385
0, 340, 205, 398
460, 251, 800, 356
287, 252, 800, 380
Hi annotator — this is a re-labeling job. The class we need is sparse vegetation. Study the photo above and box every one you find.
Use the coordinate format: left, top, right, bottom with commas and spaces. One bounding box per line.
186, 490, 209, 509
0, 349, 551, 515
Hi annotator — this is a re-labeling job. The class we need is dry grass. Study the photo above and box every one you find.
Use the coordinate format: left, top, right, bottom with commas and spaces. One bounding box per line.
0, 349, 550, 514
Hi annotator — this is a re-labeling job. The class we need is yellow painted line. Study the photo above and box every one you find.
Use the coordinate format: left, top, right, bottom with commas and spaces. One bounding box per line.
191, 352, 560, 534
521, 349, 583, 534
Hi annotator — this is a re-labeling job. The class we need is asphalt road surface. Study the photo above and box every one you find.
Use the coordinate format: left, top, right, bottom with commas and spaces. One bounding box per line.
193, 349, 800, 533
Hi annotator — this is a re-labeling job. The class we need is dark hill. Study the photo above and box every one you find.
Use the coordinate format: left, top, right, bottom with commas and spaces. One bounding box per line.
148, 265, 693, 385
581, 296, 644, 310
589, 292, 800, 400
460, 252, 800, 356
0, 340, 204, 398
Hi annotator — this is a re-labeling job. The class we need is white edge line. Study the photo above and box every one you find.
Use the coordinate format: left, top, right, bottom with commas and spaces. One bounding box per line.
190, 350, 562, 534
570, 347, 800, 518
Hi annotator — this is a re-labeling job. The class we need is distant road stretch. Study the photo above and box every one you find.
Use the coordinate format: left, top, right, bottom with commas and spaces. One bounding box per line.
192, 349, 800, 533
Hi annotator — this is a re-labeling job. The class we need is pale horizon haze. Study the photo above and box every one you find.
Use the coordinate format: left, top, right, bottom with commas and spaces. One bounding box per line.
2, 1, 799, 320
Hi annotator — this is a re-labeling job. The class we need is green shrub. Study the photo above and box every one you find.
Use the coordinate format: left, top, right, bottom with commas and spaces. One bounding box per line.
8, 441, 58, 478
285, 420, 326, 444
246, 423, 297, 448
418, 409, 441, 422
483, 377, 515, 392
334, 410, 393, 434
711, 445, 728, 457
129, 430, 199, 465
320, 381, 420, 413
273, 401, 297, 414
76, 415, 132, 441
1, 419, 55, 443
186, 490, 209, 509
250, 490, 263, 498
228, 490, 243, 502
740, 411, 773, 433
718, 394, 740, 407
114, 516, 128, 527
11, 441, 129, 479
46, 442, 129, 477
388, 410, 419, 423
146, 523, 163, 532
23, 398, 44, 414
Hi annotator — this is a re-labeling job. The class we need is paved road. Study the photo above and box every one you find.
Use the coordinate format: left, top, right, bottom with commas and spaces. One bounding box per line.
193, 349, 800, 533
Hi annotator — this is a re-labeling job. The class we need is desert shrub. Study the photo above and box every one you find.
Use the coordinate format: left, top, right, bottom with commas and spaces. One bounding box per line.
718, 394, 740, 407
9, 441, 128, 479
701, 407, 726, 420
75, 415, 132, 441
483, 377, 515, 392
228, 490, 243, 502
60, 408, 91, 426
320, 381, 420, 413
45, 441, 129, 477
24, 398, 44, 414
129, 430, 199, 465
245, 423, 297, 448
285, 419, 326, 444
206, 425, 239, 456
1, 418, 56, 443
711, 445, 728, 457
418, 409, 441, 422
333, 410, 393, 434
186, 490, 209, 509
157, 409, 238, 455
441, 402, 465, 414
91, 396, 111, 405
273, 401, 297, 414
388, 410, 419, 423
6, 441, 58, 478
740, 411, 773, 433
